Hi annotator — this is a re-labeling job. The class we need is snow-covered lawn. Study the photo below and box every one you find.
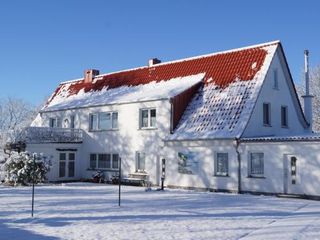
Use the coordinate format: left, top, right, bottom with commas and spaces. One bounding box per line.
1, 183, 320, 240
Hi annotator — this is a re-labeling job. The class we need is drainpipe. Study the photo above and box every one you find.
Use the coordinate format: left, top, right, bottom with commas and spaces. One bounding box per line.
235, 138, 241, 193
169, 98, 174, 134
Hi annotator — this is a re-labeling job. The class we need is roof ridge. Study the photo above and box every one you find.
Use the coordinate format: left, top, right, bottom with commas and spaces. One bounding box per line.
60, 40, 280, 85
148, 40, 280, 68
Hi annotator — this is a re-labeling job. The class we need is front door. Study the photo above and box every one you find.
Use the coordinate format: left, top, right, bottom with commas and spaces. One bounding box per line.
59, 152, 76, 179
283, 154, 298, 194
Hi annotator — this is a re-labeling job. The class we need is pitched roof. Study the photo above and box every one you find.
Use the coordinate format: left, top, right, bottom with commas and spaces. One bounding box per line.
43, 41, 278, 112
42, 41, 280, 139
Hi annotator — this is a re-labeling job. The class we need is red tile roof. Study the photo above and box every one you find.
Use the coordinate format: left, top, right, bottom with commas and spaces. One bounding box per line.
46, 41, 277, 107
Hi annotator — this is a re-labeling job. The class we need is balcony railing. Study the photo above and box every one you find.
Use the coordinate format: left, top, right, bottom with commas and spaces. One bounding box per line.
22, 127, 83, 144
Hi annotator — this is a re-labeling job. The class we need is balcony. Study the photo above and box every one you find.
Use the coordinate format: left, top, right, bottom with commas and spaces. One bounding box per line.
22, 127, 83, 144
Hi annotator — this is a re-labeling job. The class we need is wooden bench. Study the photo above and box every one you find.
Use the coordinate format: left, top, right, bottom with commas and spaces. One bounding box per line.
122, 172, 151, 187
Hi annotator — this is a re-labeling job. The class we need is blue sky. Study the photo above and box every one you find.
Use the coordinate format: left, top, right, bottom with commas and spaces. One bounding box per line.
0, 0, 319, 106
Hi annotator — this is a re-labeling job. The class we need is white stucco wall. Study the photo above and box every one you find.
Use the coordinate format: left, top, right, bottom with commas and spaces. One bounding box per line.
241, 141, 320, 197
243, 48, 306, 137
32, 99, 171, 184
162, 139, 320, 197
26, 143, 82, 181
163, 140, 239, 191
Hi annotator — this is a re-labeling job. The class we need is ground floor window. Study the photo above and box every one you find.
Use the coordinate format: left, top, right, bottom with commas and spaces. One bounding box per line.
249, 152, 264, 177
215, 152, 228, 176
89, 153, 119, 170
136, 152, 146, 172
59, 152, 75, 178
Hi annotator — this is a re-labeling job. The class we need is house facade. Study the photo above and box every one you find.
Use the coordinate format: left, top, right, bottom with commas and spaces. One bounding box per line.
26, 41, 320, 198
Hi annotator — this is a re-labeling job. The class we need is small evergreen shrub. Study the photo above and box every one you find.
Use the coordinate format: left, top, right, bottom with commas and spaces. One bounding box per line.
4, 152, 50, 186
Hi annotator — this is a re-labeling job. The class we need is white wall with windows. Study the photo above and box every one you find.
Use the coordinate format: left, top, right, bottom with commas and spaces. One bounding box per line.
26, 143, 82, 181
33, 99, 171, 184
243, 48, 306, 137
163, 140, 239, 191
240, 141, 320, 197
162, 139, 320, 197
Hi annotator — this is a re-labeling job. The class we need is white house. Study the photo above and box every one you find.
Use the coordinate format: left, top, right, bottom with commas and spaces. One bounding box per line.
27, 41, 320, 198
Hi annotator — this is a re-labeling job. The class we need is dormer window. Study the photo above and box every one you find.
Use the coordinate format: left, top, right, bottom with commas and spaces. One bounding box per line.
273, 69, 278, 89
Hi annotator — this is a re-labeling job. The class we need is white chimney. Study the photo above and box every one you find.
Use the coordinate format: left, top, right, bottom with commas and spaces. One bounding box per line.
84, 69, 100, 83
148, 58, 161, 67
302, 50, 314, 132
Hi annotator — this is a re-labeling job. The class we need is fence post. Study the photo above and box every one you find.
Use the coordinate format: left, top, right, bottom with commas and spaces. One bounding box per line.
31, 154, 36, 217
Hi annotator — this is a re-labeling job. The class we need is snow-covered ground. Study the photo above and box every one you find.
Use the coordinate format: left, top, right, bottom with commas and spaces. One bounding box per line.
1, 183, 320, 240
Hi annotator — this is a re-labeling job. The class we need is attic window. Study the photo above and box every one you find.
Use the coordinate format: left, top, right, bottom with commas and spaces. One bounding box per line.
273, 69, 278, 89
281, 106, 288, 128
263, 103, 271, 126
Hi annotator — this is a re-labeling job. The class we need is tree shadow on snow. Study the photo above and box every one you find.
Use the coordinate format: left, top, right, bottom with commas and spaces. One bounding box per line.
0, 222, 59, 240
12, 209, 320, 227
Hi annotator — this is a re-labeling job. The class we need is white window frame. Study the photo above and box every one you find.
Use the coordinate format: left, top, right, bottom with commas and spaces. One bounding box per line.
70, 115, 75, 129
249, 152, 264, 178
136, 151, 146, 172
89, 153, 119, 170
214, 152, 229, 177
263, 103, 271, 126
281, 105, 288, 128
273, 69, 279, 90
140, 108, 156, 129
49, 117, 61, 128
89, 112, 118, 131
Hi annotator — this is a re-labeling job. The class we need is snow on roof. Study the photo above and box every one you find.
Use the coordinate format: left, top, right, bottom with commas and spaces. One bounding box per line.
241, 134, 320, 142
43, 41, 278, 112
42, 41, 279, 140
168, 43, 278, 140
44, 73, 205, 111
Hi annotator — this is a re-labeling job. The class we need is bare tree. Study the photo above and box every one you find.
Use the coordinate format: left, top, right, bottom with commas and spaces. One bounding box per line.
296, 65, 320, 132
0, 97, 37, 148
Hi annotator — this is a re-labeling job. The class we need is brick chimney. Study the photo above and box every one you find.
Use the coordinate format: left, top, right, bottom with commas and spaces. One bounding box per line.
148, 58, 161, 67
84, 69, 100, 83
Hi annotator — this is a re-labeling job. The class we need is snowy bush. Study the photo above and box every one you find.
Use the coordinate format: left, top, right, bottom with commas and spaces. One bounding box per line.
3, 152, 50, 186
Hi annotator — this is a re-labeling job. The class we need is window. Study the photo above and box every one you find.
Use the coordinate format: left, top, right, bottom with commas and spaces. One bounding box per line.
49, 117, 61, 128
70, 115, 75, 129
249, 153, 264, 177
68, 153, 75, 177
136, 152, 146, 172
273, 69, 278, 89
112, 154, 119, 169
263, 103, 271, 126
112, 112, 118, 129
90, 114, 98, 130
140, 108, 156, 128
215, 153, 228, 176
98, 154, 108, 169
89, 112, 118, 131
59, 153, 66, 178
90, 154, 97, 169
59, 152, 76, 178
89, 153, 119, 170
281, 106, 288, 127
